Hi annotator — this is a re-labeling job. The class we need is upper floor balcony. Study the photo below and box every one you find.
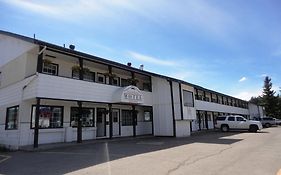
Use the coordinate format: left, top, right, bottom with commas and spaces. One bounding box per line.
22, 73, 153, 106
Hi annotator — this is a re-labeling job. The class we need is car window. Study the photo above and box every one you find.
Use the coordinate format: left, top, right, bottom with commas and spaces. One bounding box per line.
236, 117, 245, 121
217, 117, 226, 121
228, 117, 235, 121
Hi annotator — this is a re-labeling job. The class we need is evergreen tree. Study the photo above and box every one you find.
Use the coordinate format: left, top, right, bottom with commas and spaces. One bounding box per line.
261, 76, 278, 117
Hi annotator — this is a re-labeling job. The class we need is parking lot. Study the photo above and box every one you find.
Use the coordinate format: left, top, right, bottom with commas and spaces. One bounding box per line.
1, 127, 281, 175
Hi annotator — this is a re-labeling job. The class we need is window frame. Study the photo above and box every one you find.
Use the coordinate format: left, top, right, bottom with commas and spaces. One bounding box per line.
5, 105, 19, 130
70, 107, 95, 127
121, 110, 133, 126
97, 72, 106, 84
42, 63, 59, 76
183, 90, 194, 107
30, 105, 64, 129
112, 77, 120, 86
121, 78, 131, 87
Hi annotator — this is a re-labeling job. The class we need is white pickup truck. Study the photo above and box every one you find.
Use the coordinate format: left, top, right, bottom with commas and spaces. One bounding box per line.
215, 115, 263, 132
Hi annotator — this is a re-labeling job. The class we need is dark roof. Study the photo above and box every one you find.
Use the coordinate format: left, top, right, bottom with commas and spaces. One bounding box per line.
0, 30, 248, 102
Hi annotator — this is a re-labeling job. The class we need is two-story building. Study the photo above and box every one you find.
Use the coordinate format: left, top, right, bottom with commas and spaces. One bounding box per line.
0, 31, 263, 149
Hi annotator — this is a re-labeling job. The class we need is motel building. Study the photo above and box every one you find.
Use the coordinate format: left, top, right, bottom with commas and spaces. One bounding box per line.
0, 31, 264, 149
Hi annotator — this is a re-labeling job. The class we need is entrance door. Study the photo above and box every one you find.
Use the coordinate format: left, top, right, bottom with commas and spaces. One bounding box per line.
112, 109, 120, 136
96, 108, 106, 137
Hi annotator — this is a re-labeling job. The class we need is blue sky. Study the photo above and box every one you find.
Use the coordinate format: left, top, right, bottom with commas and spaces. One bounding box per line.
1, 0, 281, 100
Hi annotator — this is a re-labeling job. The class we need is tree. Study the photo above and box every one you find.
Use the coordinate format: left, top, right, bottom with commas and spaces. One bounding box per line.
261, 76, 278, 117
249, 96, 262, 105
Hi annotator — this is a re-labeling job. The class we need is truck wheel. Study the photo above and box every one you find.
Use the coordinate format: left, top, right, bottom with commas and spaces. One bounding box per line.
221, 125, 229, 132
249, 125, 258, 132
265, 123, 270, 128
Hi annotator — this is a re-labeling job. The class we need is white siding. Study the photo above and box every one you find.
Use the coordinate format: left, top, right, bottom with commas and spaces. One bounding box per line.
195, 100, 249, 115
0, 33, 36, 67
172, 82, 181, 120
23, 73, 153, 106
152, 77, 173, 136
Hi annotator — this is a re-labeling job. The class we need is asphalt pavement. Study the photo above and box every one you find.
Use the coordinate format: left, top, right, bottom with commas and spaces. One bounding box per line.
1, 127, 281, 175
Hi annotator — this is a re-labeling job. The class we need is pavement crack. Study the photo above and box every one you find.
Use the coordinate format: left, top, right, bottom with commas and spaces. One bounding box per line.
167, 146, 232, 175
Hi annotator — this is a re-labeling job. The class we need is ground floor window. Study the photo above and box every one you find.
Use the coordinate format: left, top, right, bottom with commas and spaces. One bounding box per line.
31, 105, 63, 129
70, 107, 95, 127
122, 110, 133, 126
5, 105, 19, 130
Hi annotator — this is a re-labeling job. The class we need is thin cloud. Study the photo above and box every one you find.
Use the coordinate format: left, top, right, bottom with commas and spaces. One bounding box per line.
234, 90, 262, 101
127, 51, 178, 66
239, 77, 247, 82
2, 0, 236, 38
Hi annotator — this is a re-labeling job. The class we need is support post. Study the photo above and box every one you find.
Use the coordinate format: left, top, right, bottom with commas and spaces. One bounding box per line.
37, 46, 43, 73
108, 66, 113, 85
109, 104, 113, 139
34, 98, 41, 148
131, 72, 136, 86
205, 111, 209, 130
132, 105, 137, 137
169, 80, 176, 137
77, 101, 82, 143
79, 58, 83, 80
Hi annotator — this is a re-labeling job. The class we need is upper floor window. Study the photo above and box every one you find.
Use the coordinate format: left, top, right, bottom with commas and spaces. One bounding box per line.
83, 71, 95, 82
42, 63, 58, 75
143, 82, 151, 91
183, 90, 194, 107
42, 63, 59, 75
121, 78, 130, 87
97, 73, 106, 84
5, 105, 19, 130
112, 77, 120, 86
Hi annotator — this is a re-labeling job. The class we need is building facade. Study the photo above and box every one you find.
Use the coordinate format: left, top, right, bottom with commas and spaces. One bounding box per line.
0, 31, 263, 149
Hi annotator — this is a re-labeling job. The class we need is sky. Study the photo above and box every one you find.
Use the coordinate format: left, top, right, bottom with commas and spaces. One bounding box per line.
0, 0, 281, 100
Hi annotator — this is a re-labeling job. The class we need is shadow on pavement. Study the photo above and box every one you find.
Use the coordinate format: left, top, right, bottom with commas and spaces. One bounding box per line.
0, 130, 267, 175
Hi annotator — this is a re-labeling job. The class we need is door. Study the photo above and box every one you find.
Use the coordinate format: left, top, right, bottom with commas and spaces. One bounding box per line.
96, 108, 106, 137
112, 109, 120, 136
236, 116, 248, 129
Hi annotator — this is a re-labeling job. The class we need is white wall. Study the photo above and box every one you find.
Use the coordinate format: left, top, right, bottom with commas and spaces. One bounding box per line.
248, 103, 264, 118
0, 33, 36, 67
195, 100, 249, 115
152, 77, 174, 136
23, 73, 153, 106
176, 120, 191, 137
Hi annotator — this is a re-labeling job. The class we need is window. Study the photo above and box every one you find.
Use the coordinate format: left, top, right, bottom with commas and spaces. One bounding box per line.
228, 117, 235, 121
144, 111, 152, 121
72, 70, 80, 79
122, 110, 133, 126
5, 106, 19, 130
42, 63, 58, 75
121, 78, 130, 87
112, 77, 120, 86
83, 71, 95, 82
70, 107, 94, 127
216, 117, 226, 121
31, 105, 63, 129
183, 90, 194, 107
143, 83, 151, 91
97, 73, 106, 84
236, 117, 245, 121
112, 109, 119, 123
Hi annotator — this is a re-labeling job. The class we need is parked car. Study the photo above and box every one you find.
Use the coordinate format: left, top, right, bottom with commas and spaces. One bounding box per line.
273, 118, 281, 126
254, 117, 276, 128
215, 115, 263, 132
